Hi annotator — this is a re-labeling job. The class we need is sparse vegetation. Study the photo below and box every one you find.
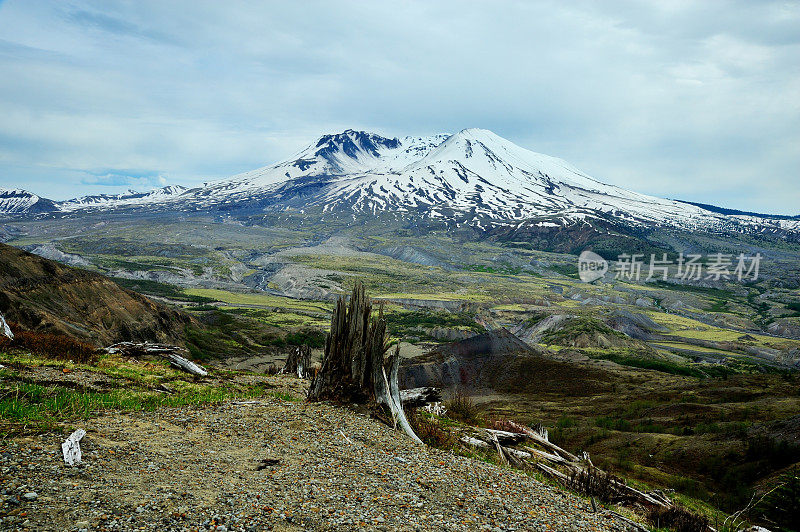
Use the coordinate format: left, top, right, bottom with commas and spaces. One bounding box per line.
111, 277, 215, 304
444, 388, 480, 425
0, 324, 97, 364
646, 506, 710, 532
0, 351, 275, 436
406, 409, 456, 448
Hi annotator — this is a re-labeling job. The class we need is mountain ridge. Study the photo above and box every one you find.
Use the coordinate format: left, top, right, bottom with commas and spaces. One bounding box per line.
3, 129, 798, 238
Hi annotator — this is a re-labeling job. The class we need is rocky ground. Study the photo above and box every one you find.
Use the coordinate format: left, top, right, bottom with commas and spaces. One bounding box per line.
0, 378, 630, 532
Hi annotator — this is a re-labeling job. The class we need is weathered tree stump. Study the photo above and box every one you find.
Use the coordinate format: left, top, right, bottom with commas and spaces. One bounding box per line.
308, 282, 422, 443
280, 345, 312, 378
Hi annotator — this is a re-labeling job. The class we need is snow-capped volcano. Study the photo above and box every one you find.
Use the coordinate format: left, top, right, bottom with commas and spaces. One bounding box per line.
175, 128, 798, 234
199, 130, 449, 197
0, 188, 57, 214
2, 129, 798, 236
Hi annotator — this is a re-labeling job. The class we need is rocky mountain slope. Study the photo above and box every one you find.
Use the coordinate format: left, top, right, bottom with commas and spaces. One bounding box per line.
0, 371, 627, 532
0, 189, 58, 215
0, 242, 191, 345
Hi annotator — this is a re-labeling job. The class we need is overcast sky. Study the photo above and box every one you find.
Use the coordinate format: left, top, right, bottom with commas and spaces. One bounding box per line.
0, 1, 797, 214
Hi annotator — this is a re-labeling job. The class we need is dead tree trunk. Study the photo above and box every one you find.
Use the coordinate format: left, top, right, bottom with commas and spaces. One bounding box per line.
281, 345, 312, 378
104, 342, 208, 377
308, 282, 422, 444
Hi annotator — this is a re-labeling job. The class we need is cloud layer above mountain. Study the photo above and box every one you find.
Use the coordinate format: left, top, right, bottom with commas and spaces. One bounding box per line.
0, 0, 797, 213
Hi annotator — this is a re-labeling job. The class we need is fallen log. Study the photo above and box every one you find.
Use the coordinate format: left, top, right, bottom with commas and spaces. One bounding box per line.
400, 387, 442, 408
536, 462, 570, 483
522, 445, 570, 465
504, 423, 581, 463
105, 342, 185, 357
484, 428, 528, 445
166, 353, 208, 377
104, 342, 208, 377
460, 436, 531, 460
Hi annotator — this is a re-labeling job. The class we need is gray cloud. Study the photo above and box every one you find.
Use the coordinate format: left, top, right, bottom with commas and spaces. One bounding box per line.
0, 0, 797, 214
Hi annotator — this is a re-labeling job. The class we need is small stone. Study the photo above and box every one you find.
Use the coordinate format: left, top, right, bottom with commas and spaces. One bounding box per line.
22, 492, 37, 501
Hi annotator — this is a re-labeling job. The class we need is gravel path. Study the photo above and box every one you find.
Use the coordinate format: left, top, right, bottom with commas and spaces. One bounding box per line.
1, 385, 629, 531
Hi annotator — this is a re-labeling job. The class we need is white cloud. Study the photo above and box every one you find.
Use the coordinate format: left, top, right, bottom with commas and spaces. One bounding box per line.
0, 0, 797, 213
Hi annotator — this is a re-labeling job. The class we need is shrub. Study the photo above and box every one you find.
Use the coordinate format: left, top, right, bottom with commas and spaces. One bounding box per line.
0, 324, 97, 364
444, 388, 479, 425
568, 466, 625, 503
646, 506, 710, 532
486, 416, 522, 433
556, 415, 576, 429
406, 409, 455, 448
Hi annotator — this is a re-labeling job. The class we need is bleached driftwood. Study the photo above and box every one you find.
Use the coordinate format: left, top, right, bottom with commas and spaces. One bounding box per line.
536, 461, 570, 482
62, 429, 86, 466
377, 346, 423, 444
423, 402, 447, 416
502, 420, 581, 462
484, 428, 528, 445
467, 418, 674, 514
104, 342, 208, 377
166, 353, 208, 377
460, 435, 531, 459
461, 435, 491, 449
400, 387, 441, 408
105, 342, 185, 357
522, 445, 570, 465
0, 312, 13, 340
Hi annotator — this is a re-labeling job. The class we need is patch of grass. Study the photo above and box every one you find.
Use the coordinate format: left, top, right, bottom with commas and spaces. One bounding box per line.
0, 378, 272, 436
556, 415, 576, 429
445, 388, 480, 425
183, 288, 332, 313
111, 277, 215, 304
709, 299, 731, 313
184, 309, 326, 360
590, 352, 734, 378
225, 307, 330, 329
548, 263, 579, 279
385, 309, 484, 340
269, 391, 300, 402
465, 264, 523, 275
